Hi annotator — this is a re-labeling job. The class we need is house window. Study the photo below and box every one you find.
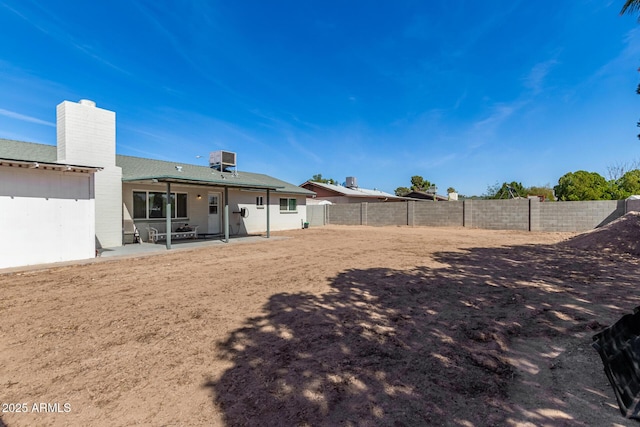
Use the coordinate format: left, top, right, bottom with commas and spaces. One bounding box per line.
133, 192, 147, 218
176, 193, 187, 217
133, 190, 188, 219
256, 196, 264, 206
279, 198, 297, 212
209, 195, 218, 214
149, 192, 169, 218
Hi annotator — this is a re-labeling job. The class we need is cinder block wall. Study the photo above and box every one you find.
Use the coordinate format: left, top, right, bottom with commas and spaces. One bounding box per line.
538, 200, 625, 231
306, 205, 327, 227
324, 199, 630, 232
624, 199, 640, 213
414, 201, 464, 227
328, 203, 362, 225
464, 199, 530, 230
367, 202, 407, 226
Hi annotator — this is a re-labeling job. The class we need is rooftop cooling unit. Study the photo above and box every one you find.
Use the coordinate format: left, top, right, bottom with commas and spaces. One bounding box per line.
346, 176, 358, 188
209, 150, 237, 171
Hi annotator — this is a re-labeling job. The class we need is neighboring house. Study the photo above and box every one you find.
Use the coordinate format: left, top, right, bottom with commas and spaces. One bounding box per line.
0, 99, 314, 269
403, 190, 450, 202
301, 178, 403, 204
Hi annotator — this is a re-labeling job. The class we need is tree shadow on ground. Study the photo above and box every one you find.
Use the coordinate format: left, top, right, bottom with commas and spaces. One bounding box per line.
205, 243, 640, 426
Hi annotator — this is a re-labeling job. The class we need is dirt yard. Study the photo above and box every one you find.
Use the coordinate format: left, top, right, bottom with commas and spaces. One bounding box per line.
1, 224, 639, 426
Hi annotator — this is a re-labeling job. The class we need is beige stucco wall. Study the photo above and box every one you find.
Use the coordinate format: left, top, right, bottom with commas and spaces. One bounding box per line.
230, 190, 307, 234
122, 183, 207, 241
122, 183, 307, 241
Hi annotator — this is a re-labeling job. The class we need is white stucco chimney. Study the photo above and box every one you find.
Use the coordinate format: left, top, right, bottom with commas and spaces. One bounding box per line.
56, 100, 123, 248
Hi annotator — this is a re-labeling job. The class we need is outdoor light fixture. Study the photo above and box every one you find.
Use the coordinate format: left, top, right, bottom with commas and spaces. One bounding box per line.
31, 162, 39, 169
152, 178, 158, 183
197, 194, 202, 200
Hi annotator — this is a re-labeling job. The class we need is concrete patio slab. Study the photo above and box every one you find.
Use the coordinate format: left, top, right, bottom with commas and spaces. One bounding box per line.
1, 235, 288, 275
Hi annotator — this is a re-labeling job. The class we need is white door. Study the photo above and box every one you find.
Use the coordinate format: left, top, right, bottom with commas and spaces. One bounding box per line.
208, 193, 221, 234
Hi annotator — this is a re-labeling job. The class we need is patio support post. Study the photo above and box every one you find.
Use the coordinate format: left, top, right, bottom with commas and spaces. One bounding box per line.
266, 189, 270, 238
166, 182, 171, 250
224, 187, 229, 243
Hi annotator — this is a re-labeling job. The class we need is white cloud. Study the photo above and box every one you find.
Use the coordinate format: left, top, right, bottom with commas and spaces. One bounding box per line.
473, 102, 523, 132
0, 109, 55, 127
287, 135, 322, 164
524, 59, 558, 94
3, 2, 129, 74
593, 27, 640, 79
464, 99, 528, 150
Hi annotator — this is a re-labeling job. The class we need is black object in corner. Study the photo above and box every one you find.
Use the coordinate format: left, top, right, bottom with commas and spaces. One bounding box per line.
592, 306, 640, 420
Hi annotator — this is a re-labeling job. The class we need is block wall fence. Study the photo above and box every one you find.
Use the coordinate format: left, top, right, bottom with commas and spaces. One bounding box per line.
307, 199, 635, 232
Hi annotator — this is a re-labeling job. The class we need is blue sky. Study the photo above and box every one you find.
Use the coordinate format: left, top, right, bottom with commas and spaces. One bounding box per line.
1, 1, 639, 196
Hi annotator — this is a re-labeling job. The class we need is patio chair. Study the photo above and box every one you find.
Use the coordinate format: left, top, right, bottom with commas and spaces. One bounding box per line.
123, 219, 140, 244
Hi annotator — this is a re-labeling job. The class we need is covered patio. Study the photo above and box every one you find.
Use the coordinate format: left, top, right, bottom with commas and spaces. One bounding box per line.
124, 176, 281, 250
118, 153, 313, 251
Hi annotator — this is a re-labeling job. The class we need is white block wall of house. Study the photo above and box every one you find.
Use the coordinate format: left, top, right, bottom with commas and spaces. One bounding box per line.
0, 167, 95, 269
93, 168, 123, 247
57, 100, 123, 248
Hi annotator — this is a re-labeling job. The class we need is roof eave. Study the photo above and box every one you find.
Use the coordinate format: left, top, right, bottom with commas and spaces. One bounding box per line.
0, 158, 102, 173
122, 175, 285, 190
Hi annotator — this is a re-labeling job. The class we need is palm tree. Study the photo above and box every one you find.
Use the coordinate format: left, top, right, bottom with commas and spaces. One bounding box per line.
621, 0, 640, 16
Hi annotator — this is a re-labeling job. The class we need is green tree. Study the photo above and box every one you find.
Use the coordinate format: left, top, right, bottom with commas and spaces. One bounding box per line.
527, 185, 556, 201
311, 174, 336, 185
554, 171, 611, 201
618, 169, 640, 196
396, 175, 442, 196
485, 181, 527, 199
447, 187, 457, 194
395, 186, 411, 196
484, 182, 500, 199
410, 175, 434, 191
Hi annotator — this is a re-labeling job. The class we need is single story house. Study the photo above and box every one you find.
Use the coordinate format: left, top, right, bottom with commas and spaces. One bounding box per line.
301, 178, 403, 204
0, 99, 314, 269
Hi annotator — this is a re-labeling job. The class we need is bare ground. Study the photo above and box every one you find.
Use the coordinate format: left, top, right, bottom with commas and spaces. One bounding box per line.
1, 225, 639, 426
